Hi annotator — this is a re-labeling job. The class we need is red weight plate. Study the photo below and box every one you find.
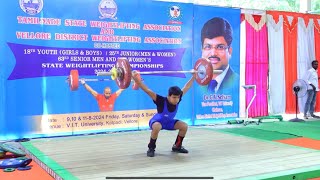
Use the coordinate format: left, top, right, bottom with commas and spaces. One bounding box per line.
69, 70, 79, 91
115, 58, 132, 89
193, 58, 213, 86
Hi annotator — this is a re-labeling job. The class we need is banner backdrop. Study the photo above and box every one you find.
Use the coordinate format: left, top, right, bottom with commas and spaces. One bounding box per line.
193, 6, 240, 124
0, 0, 194, 139
0, 1, 241, 140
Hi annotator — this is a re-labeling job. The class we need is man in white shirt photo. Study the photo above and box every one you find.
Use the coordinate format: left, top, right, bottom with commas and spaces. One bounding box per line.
303, 60, 320, 119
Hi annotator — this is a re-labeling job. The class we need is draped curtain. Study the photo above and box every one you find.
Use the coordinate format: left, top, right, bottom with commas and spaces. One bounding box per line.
266, 12, 320, 115
267, 11, 299, 114
297, 17, 315, 113
283, 13, 298, 114
267, 14, 286, 114
314, 17, 320, 112
244, 14, 269, 117
239, 14, 247, 118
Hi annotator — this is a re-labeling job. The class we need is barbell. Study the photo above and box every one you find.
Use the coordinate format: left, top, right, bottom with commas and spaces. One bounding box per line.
97, 57, 221, 88
67, 69, 142, 91
68, 57, 221, 91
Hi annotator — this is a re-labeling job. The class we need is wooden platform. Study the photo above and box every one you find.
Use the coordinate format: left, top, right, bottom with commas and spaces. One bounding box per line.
24, 127, 320, 180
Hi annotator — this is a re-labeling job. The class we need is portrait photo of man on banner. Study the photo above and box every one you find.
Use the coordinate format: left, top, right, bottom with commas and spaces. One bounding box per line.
193, 6, 240, 124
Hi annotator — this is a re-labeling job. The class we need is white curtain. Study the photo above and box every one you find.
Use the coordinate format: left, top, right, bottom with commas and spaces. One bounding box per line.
239, 19, 246, 118
267, 15, 286, 114
297, 18, 315, 114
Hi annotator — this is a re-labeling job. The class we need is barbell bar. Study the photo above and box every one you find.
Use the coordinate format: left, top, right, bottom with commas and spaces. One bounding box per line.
69, 57, 221, 90
97, 57, 221, 88
97, 69, 221, 76
67, 69, 141, 91
76, 78, 113, 82
97, 67, 222, 77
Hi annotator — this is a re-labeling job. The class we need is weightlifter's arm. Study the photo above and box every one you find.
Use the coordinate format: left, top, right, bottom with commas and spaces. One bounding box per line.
115, 89, 125, 97
80, 79, 98, 98
182, 73, 196, 95
132, 71, 157, 101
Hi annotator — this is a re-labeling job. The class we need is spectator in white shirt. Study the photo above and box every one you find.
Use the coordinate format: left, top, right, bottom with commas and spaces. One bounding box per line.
303, 60, 320, 119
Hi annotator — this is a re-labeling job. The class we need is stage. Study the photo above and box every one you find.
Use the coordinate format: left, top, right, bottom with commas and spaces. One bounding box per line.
20, 123, 320, 180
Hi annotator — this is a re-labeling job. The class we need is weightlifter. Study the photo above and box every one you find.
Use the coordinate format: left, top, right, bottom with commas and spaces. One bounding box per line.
132, 71, 195, 157
80, 79, 125, 111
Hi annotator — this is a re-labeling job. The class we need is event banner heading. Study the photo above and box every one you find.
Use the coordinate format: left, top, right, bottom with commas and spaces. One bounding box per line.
8, 43, 185, 79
